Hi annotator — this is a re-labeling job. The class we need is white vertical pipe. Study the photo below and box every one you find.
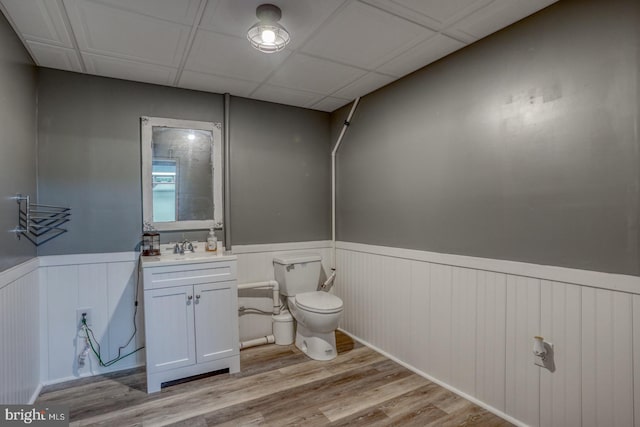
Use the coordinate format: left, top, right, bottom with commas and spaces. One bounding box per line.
224, 93, 231, 251
328, 97, 360, 284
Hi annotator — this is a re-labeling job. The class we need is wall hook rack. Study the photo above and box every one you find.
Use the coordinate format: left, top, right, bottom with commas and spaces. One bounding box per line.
9, 193, 71, 246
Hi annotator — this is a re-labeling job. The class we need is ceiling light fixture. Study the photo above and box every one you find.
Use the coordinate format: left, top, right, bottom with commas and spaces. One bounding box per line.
247, 4, 290, 53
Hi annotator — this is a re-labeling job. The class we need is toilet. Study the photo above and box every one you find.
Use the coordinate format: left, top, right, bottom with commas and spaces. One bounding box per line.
273, 253, 343, 360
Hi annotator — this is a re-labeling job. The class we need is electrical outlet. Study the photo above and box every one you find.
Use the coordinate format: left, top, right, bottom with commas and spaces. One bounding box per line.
76, 308, 93, 327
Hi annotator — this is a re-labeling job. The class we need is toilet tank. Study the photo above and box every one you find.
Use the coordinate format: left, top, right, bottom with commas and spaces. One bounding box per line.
273, 253, 322, 296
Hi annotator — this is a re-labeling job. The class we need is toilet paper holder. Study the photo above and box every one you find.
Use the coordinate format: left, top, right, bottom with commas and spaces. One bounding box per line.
533, 336, 547, 360
533, 336, 555, 371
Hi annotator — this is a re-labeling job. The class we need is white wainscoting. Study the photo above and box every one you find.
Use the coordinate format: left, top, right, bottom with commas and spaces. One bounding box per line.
233, 241, 332, 341
0, 258, 41, 404
2, 243, 332, 403
335, 241, 640, 427
39, 252, 144, 385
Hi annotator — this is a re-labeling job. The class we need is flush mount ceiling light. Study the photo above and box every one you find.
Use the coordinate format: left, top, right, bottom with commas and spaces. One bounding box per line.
247, 4, 290, 53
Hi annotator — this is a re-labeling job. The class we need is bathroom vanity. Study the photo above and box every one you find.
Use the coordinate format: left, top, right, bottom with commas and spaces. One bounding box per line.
141, 245, 239, 393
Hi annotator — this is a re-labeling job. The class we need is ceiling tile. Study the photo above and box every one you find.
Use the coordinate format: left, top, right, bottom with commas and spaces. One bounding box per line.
64, 0, 190, 66
0, 0, 73, 47
453, 0, 558, 39
390, 0, 490, 25
302, 1, 433, 69
82, 53, 177, 85
377, 34, 466, 77
27, 41, 83, 72
252, 84, 324, 109
358, 0, 438, 29
179, 70, 258, 97
0, 0, 561, 110
199, 0, 347, 50
185, 29, 290, 83
87, 0, 202, 25
308, 96, 350, 112
268, 53, 365, 94
519, 0, 559, 12
332, 72, 395, 100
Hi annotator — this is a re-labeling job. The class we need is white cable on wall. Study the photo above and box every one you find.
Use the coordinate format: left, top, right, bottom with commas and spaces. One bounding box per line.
324, 97, 361, 289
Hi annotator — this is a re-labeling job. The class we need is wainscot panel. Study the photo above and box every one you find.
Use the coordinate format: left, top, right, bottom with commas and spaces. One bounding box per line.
39, 253, 144, 384
0, 258, 40, 403
335, 241, 640, 427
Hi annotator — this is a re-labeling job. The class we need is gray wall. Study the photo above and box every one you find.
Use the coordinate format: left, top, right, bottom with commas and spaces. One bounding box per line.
37, 70, 331, 254
333, 0, 640, 275
37, 69, 224, 255
230, 97, 330, 245
0, 14, 37, 272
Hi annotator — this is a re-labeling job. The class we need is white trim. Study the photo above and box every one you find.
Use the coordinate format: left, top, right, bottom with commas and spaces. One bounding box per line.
338, 328, 527, 427
28, 384, 43, 405
337, 241, 640, 295
38, 268, 48, 386
0, 258, 40, 290
232, 240, 332, 254
39, 252, 138, 267
141, 116, 223, 231
40, 363, 145, 387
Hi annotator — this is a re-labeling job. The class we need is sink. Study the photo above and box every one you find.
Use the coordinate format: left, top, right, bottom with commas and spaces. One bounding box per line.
141, 242, 236, 266
164, 252, 218, 261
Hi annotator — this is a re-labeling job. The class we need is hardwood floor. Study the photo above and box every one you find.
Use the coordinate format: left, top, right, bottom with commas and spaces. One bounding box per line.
37, 332, 512, 426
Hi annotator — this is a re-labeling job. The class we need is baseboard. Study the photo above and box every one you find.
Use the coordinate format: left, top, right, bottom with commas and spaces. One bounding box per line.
337, 328, 528, 427
28, 383, 43, 405
41, 363, 145, 387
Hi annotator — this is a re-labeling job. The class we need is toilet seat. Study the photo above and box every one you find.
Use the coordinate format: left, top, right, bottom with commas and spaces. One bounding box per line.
295, 291, 343, 314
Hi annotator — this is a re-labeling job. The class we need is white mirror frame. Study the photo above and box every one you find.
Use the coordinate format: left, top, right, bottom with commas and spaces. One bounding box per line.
141, 116, 223, 231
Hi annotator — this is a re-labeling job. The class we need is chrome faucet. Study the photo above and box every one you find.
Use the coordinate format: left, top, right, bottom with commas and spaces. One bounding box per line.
172, 240, 194, 255
181, 240, 194, 253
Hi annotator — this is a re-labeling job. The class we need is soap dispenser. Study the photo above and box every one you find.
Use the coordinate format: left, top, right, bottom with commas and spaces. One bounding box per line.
206, 227, 217, 253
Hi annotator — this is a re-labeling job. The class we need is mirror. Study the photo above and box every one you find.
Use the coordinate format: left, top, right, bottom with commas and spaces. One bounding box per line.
141, 117, 222, 231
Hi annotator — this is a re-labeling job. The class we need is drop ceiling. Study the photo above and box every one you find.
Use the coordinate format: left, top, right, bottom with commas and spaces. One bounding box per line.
0, 0, 557, 112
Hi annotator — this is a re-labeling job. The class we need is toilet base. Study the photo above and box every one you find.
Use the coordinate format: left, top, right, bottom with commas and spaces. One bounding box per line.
294, 324, 337, 361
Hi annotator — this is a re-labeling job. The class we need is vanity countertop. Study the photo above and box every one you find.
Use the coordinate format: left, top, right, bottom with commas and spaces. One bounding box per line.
141, 242, 236, 267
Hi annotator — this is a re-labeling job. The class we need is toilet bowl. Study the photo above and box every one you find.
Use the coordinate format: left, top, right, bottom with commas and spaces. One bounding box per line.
273, 253, 344, 361
287, 291, 343, 360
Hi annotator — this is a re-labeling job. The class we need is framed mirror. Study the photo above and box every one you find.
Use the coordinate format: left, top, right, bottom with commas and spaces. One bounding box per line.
141, 116, 222, 231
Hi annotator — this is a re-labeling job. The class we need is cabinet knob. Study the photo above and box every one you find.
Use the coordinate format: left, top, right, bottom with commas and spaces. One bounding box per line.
196, 294, 201, 299
187, 295, 193, 300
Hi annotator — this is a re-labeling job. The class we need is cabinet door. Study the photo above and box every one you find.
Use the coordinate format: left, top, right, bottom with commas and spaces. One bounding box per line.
145, 286, 196, 373
194, 280, 239, 363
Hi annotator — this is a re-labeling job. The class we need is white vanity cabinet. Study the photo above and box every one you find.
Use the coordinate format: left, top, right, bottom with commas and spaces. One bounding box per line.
142, 255, 240, 393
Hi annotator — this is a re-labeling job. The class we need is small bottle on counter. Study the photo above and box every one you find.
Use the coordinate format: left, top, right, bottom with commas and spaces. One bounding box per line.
142, 221, 160, 256
206, 227, 217, 253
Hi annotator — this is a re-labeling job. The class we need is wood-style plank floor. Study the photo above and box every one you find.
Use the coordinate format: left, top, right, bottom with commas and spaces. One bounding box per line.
37, 332, 512, 426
